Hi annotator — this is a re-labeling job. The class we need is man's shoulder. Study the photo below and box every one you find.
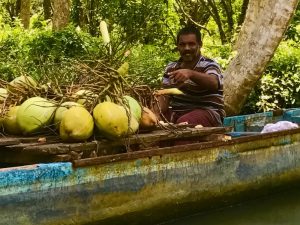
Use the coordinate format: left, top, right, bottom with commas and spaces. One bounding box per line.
165, 61, 177, 69
164, 61, 178, 73
196, 56, 220, 68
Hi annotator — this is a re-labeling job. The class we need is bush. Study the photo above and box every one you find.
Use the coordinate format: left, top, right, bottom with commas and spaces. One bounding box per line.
0, 23, 105, 81
241, 40, 300, 113
127, 44, 177, 88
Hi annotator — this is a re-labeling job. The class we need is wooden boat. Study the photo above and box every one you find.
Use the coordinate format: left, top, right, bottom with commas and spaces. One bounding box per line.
1, 108, 300, 225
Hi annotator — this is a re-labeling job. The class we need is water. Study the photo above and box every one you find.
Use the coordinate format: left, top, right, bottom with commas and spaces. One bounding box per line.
163, 187, 300, 225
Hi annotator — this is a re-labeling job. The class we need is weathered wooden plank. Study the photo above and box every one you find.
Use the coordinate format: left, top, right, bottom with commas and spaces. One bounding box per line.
21, 142, 97, 155
133, 127, 229, 143
1, 136, 64, 153
0, 138, 20, 147
16, 136, 60, 143
0, 127, 231, 164
19, 127, 228, 155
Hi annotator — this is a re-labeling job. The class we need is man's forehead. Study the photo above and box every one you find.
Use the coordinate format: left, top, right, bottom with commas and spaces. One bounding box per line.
178, 33, 198, 42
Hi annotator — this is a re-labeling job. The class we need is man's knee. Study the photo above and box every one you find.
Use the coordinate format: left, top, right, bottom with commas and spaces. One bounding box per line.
175, 109, 219, 127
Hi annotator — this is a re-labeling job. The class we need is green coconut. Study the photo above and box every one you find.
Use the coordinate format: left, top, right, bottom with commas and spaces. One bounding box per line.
3, 106, 21, 135
128, 115, 139, 135
123, 95, 142, 122
60, 106, 94, 142
93, 101, 139, 139
54, 101, 82, 129
8, 75, 37, 92
73, 90, 98, 105
17, 97, 56, 135
0, 88, 8, 103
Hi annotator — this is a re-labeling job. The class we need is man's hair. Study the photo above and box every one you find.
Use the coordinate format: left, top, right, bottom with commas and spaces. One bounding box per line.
176, 25, 202, 44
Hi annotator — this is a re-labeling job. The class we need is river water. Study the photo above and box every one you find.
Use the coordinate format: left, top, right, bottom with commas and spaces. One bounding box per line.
162, 186, 300, 225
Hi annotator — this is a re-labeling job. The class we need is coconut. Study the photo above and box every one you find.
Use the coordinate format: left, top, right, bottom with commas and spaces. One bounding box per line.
0, 88, 8, 103
17, 97, 56, 135
73, 90, 98, 105
8, 75, 37, 92
123, 95, 142, 122
93, 101, 138, 139
60, 106, 94, 142
54, 101, 82, 129
140, 107, 158, 129
3, 106, 21, 135
128, 115, 139, 135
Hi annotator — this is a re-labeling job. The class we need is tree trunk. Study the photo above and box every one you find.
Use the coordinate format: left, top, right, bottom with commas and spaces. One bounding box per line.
43, 0, 52, 20
20, 0, 30, 29
52, 0, 70, 31
224, 0, 299, 116
220, 0, 234, 35
237, 0, 249, 26
16, 0, 21, 16
88, 0, 97, 36
199, 0, 227, 44
71, 0, 82, 27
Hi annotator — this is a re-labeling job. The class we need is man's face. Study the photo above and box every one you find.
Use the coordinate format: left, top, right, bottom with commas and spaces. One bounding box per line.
177, 34, 201, 62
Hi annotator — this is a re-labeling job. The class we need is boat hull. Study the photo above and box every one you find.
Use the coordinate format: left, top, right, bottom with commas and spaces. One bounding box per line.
1, 129, 300, 225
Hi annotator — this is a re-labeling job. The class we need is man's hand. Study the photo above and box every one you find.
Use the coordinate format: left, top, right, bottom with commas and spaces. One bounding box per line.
168, 69, 194, 84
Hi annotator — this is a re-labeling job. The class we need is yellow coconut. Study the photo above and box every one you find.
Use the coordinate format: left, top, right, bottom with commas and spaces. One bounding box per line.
123, 95, 142, 122
60, 106, 94, 142
54, 101, 82, 129
17, 97, 56, 135
72, 90, 98, 105
93, 101, 138, 139
3, 106, 21, 135
8, 75, 37, 92
0, 88, 8, 103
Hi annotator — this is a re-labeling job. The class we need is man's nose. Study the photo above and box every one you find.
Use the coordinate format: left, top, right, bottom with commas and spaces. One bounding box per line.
184, 44, 191, 50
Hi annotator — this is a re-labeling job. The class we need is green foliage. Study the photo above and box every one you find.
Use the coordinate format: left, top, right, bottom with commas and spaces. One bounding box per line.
202, 38, 234, 70
285, 3, 300, 42
241, 40, 300, 113
258, 41, 300, 110
0, 20, 106, 81
75, 0, 173, 45
127, 44, 177, 88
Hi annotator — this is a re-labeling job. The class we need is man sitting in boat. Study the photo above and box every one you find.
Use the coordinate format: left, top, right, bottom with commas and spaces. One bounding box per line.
155, 25, 225, 127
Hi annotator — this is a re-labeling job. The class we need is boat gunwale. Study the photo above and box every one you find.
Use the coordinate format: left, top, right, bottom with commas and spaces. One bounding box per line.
73, 127, 300, 168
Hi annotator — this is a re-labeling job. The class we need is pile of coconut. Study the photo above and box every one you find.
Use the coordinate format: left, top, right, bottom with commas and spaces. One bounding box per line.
0, 74, 158, 142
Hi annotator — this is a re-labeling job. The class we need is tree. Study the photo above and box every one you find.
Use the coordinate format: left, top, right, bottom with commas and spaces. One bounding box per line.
174, 0, 211, 32
52, 0, 70, 31
20, 0, 30, 29
175, 0, 247, 44
237, 0, 249, 26
43, 0, 52, 20
224, 0, 300, 115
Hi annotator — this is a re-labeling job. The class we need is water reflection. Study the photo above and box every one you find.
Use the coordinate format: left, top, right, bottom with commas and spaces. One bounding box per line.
163, 187, 300, 225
